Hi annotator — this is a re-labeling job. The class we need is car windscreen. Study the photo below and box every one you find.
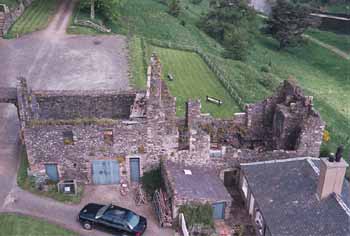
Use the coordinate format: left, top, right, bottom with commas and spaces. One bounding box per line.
126, 212, 140, 229
95, 205, 110, 219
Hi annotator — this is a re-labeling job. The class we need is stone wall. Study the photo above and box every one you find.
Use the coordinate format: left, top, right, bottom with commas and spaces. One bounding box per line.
15, 55, 325, 191
20, 54, 179, 184
33, 90, 136, 120
24, 122, 147, 183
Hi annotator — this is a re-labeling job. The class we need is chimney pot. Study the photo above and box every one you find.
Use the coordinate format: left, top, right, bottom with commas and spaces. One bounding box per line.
335, 145, 344, 162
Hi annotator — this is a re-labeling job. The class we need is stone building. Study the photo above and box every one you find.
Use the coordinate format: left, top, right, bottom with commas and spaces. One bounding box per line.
0, 54, 325, 221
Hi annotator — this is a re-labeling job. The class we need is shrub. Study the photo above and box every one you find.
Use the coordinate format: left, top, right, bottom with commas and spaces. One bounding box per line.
141, 167, 162, 196
178, 203, 214, 229
319, 144, 331, 157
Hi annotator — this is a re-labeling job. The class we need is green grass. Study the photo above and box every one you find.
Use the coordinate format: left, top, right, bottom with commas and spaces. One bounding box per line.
149, 45, 240, 117
5, 0, 57, 38
129, 36, 147, 89
306, 28, 350, 54
325, 3, 350, 14
0, 213, 77, 236
17, 145, 83, 204
66, 2, 107, 35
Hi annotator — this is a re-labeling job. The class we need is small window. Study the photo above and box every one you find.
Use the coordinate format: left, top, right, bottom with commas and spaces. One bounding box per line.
63, 131, 74, 145
104, 129, 114, 145
210, 149, 222, 158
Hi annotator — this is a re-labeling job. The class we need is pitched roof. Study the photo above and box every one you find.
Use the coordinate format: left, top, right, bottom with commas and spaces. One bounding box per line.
241, 158, 350, 236
163, 161, 232, 203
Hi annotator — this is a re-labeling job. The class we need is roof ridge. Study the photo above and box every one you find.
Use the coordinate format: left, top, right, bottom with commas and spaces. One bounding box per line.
334, 193, 350, 217
241, 157, 319, 166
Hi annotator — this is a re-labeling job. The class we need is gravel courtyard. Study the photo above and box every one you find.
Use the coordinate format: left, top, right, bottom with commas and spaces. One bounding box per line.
0, 0, 129, 91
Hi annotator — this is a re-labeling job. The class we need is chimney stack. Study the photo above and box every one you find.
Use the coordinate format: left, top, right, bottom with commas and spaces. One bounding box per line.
317, 146, 349, 200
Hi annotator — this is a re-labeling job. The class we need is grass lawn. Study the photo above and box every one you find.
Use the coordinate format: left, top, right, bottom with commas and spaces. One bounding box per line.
0, 213, 77, 236
325, 3, 350, 14
306, 28, 350, 54
129, 36, 147, 89
149, 46, 240, 118
17, 145, 83, 204
5, 0, 57, 38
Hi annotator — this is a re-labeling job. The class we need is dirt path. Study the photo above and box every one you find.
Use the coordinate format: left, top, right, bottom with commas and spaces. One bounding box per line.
43, 0, 76, 38
303, 34, 350, 60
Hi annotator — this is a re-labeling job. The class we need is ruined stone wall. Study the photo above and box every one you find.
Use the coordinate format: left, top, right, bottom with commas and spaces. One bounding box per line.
24, 122, 148, 183
33, 90, 136, 120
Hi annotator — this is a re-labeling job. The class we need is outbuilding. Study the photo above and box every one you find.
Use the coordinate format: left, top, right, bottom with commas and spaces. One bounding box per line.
162, 160, 232, 220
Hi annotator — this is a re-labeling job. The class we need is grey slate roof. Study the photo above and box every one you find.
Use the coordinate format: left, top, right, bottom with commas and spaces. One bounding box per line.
164, 161, 232, 202
242, 158, 350, 236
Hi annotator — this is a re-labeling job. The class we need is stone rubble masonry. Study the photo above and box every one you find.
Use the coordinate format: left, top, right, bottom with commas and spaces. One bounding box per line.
0, 0, 33, 36
9, 55, 325, 208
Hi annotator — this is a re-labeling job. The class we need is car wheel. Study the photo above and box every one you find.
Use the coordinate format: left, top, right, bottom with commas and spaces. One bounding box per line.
82, 221, 93, 230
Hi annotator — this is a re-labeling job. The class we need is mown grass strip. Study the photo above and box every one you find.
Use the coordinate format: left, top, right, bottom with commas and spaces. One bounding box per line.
0, 213, 77, 236
6, 0, 57, 38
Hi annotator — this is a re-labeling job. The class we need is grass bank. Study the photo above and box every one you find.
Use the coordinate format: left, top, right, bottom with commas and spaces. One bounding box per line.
0, 213, 77, 236
306, 28, 350, 54
5, 0, 57, 38
17, 145, 83, 204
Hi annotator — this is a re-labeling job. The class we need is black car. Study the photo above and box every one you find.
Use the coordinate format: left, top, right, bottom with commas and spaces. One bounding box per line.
78, 203, 147, 236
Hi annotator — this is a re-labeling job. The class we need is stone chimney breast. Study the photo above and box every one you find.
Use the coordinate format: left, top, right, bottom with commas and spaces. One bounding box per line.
317, 157, 349, 200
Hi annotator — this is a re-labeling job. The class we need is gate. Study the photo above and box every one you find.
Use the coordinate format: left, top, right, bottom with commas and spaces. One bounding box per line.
92, 160, 120, 185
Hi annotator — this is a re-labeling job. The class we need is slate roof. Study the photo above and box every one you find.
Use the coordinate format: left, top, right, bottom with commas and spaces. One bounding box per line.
164, 161, 232, 202
241, 158, 350, 236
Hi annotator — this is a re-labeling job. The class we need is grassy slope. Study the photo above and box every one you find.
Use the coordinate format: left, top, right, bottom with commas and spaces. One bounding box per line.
248, 34, 350, 152
5, 0, 57, 38
150, 46, 240, 117
0, 214, 76, 236
325, 3, 350, 14
306, 28, 350, 54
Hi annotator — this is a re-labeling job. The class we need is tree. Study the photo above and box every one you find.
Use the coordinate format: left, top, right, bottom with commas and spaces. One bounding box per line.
82, 0, 125, 22
267, 0, 315, 49
199, 0, 257, 60
91, 0, 95, 19
168, 0, 181, 17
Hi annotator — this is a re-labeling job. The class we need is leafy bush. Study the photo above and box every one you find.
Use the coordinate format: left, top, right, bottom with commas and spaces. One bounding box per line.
178, 203, 214, 229
141, 167, 162, 196
320, 144, 331, 157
